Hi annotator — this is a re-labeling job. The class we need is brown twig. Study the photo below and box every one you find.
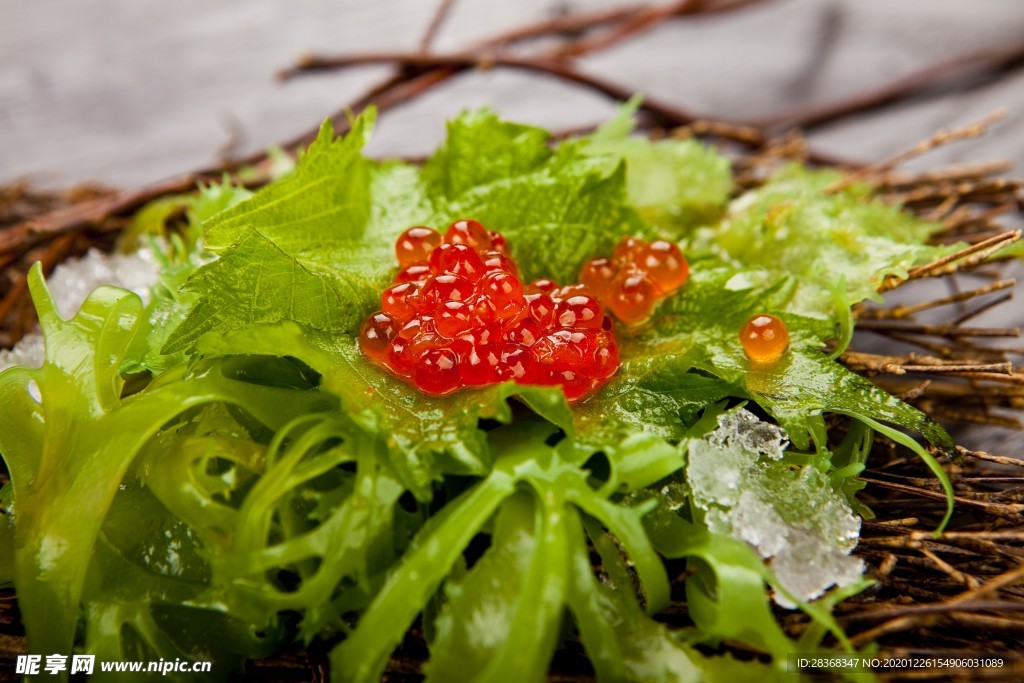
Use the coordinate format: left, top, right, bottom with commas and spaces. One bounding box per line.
757, 43, 1024, 131
855, 321, 1020, 339
877, 229, 1023, 292
860, 477, 1024, 519
556, 0, 704, 57
841, 351, 1013, 376
956, 447, 1024, 470
874, 161, 1014, 190
826, 109, 1008, 194
278, 51, 719, 133
859, 279, 1016, 320
848, 564, 1024, 645
419, 0, 458, 52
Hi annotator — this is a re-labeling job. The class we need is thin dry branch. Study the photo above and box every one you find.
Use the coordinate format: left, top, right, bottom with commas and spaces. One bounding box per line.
826, 110, 1008, 194
875, 161, 1015, 190
859, 279, 1016, 320
956, 447, 1024, 469
278, 51, 717, 132
841, 351, 1013, 376
860, 477, 1024, 518
419, 0, 458, 52
877, 229, 1022, 292
855, 321, 1020, 339
556, 0, 703, 57
758, 43, 1024, 131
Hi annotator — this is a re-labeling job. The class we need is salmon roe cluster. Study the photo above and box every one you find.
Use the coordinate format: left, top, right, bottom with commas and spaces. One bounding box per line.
359, 220, 620, 400
580, 236, 689, 324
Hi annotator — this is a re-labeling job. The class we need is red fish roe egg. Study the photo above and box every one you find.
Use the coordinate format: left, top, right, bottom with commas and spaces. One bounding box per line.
590, 332, 620, 380
613, 236, 648, 263
455, 325, 499, 349
395, 226, 442, 267
552, 284, 597, 302
502, 345, 534, 381
398, 316, 433, 342
579, 257, 618, 301
395, 263, 431, 284
740, 314, 789, 363
556, 295, 603, 330
445, 219, 493, 251
414, 347, 461, 395
504, 318, 542, 347
464, 294, 499, 328
483, 250, 519, 277
533, 330, 587, 370
386, 337, 414, 376
525, 291, 556, 327
638, 240, 688, 293
609, 272, 657, 324
479, 271, 524, 318
435, 301, 474, 339
359, 312, 398, 360
556, 370, 595, 401
429, 243, 486, 281
381, 282, 420, 322
421, 274, 474, 308
489, 231, 508, 254
528, 279, 559, 294
461, 343, 503, 386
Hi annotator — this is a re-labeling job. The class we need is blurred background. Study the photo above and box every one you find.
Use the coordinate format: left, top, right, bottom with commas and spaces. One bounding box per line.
1, 0, 1023, 452
3, 0, 1024, 186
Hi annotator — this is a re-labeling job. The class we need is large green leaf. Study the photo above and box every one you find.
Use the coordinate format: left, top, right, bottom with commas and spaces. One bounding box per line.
575, 264, 951, 450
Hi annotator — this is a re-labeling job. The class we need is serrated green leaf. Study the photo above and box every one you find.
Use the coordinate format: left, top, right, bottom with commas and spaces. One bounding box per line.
576, 264, 951, 451
162, 230, 352, 353
424, 116, 637, 284
204, 115, 375, 253
583, 129, 732, 233
422, 109, 553, 199
691, 165, 956, 318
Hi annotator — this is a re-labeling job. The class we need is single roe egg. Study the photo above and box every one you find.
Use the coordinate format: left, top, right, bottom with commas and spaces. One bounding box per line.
740, 314, 789, 362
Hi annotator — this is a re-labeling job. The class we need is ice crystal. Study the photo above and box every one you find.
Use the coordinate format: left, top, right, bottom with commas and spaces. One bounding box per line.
687, 409, 864, 607
0, 247, 161, 372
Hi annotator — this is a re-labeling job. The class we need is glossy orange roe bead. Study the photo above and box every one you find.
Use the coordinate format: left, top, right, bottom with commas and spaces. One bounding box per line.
580, 235, 689, 325
579, 257, 618, 300
639, 240, 689, 293
740, 314, 789, 363
395, 226, 442, 267
609, 272, 657, 325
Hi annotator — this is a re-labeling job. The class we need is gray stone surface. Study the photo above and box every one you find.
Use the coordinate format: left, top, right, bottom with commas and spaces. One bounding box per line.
3, 0, 1024, 185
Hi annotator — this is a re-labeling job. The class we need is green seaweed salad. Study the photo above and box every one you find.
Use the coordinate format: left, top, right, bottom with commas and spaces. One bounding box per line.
0, 104, 967, 682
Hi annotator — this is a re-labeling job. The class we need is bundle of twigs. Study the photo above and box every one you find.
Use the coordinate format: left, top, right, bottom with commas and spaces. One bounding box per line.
2, 1, 1023, 681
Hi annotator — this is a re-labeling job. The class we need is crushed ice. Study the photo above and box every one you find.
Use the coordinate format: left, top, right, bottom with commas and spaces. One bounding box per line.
0, 247, 161, 372
686, 409, 864, 607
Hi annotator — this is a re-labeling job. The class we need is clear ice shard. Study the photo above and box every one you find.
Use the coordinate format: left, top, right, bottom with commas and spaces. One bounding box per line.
0, 247, 161, 372
687, 408, 865, 607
